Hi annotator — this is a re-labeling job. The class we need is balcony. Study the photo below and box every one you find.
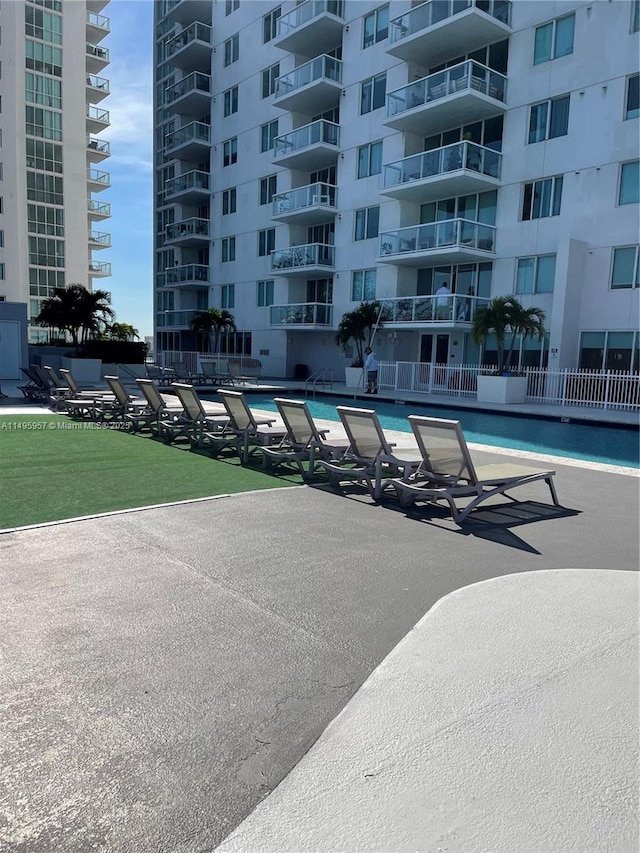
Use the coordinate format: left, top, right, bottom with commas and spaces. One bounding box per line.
165, 217, 210, 246
87, 167, 110, 191
270, 303, 333, 327
273, 120, 340, 172
86, 10, 110, 42
166, 0, 212, 26
166, 22, 212, 72
271, 182, 337, 225
86, 137, 110, 162
381, 142, 501, 203
378, 294, 490, 327
166, 72, 211, 116
274, 56, 342, 115
87, 199, 111, 220
388, 0, 511, 65
156, 309, 200, 329
165, 170, 210, 204
271, 243, 335, 277
385, 61, 507, 135
164, 121, 210, 161
86, 105, 110, 133
86, 74, 109, 103
86, 43, 109, 73
89, 261, 111, 277
378, 219, 496, 266
88, 230, 111, 249
165, 264, 210, 290
275, 0, 345, 57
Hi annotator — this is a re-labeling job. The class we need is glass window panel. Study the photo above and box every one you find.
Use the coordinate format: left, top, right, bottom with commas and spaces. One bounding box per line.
488, 39, 508, 74
516, 258, 535, 294
370, 141, 382, 175
534, 23, 553, 64
620, 161, 640, 204
611, 247, 638, 288
372, 74, 386, 109
363, 269, 376, 300
549, 95, 570, 138
536, 255, 556, 292
551, 175, 563, 215
537, 178, 552, 217
477, 190, 497, 224
363, 13, 375, 48
528, 102, 547, 143
420, 202, 436, 224
627, 74, 640, 119
357, 146, 369, 179
366, 206, 380, 238
457, 195, 476, 219
554, 14, 575, 58
477, 263, 493, 298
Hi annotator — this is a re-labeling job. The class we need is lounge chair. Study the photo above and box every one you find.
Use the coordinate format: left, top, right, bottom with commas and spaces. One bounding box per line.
319, 406, 422, 498
18, 367, 50, 402
130, 378, 184, 433
158, 383, 229, 445
171, 361, 202, 384
59, 368, 112, 398
100, 376, 150, 422
227, 362, 251, 385
260, 398, 350, 478
389, 415, 559, 524
145, 364, 176, 386
213, 389, 287, 464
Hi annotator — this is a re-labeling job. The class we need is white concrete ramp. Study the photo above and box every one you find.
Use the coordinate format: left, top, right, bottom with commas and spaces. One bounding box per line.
218, 569, 639, 853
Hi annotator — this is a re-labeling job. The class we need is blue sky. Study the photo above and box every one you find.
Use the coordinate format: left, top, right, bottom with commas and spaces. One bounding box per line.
101, 0, 154, 338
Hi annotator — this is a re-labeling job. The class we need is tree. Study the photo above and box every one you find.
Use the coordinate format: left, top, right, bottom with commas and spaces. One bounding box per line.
335, 301, 382, 367
35, 284, 115, 352
472, 295, 546, 373
189, 308, 236, 353
109, 322, 140, 341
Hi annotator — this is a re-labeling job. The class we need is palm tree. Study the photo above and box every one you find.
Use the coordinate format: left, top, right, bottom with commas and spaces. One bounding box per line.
335, 301, 382, 367
109, 322, 140, 341
35, 284, 115, 352
189, 308, 236, 353
472, 295, 546, 372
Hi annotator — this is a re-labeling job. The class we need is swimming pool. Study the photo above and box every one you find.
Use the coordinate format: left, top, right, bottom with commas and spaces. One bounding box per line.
242, 393, 639, 469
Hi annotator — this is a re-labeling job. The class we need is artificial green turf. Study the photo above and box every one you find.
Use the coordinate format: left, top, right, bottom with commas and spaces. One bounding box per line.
0, 415, 304, 529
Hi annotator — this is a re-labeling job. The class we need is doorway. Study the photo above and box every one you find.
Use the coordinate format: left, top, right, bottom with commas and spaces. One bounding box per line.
420, 332, 450, 364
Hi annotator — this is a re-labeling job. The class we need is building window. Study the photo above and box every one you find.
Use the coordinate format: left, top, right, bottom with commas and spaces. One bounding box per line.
223, 34, 239, 66
611, 246, 640, 289
360, 72, 386, 114
357, 141, 383, 178
28, 235, 64, 267
579, 331, 638, 372
261, 62, 280, 99
528, 95, 570, 143
354, 206, 380, 240
225, 0, 239, 16
258, 228, 275, 257
25, 106, 62, 141
27, 203, 64, 236
25, 39, 62, 77
221, 331, 252, 355
221, 283, 235, 309
259, 174, 277, 206
351, 269, 377, 301
26, 138, 62, 173
0, 231, 3, 248
257, 280, 274, 307
260, 119, 279, 153
521, 176, 563, 220
0, 264, 4, 280
626, 74, 640, 120
221, 236, 236, 262
222, 187, 236, 215
223, 137, 237, 166
26, 171, 63, 204
263, 6, 281, 43
25, 72, 62, 109
223, 86, 238, 117
534, 13, 575, 64
363, 5, 389, 48
25, 6, 62, 45
515, 255, 556, 294
619, 161, 640, 205
633, 0, 640, 32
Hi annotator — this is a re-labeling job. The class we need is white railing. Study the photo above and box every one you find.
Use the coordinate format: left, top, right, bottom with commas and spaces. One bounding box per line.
166, 22, 212, 58
380, 219, 496, 256
383, 141, 502, 188
275, 55, 342, 99
272, 182, 337, 216
389, 0, 511, 44
273, 119, 339, 158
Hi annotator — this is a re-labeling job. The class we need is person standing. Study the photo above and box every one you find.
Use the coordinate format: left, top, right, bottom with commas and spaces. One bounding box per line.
364, 346, 378, 394
436, 282, 452, 320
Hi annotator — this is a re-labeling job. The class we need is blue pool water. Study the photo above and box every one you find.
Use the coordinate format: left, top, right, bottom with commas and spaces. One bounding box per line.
242, 393, 639, 469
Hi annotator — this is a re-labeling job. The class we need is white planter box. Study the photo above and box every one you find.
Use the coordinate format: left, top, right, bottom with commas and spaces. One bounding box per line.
477, 374, 528, 405
345, 367, 365, 389
61, 357, 102, 384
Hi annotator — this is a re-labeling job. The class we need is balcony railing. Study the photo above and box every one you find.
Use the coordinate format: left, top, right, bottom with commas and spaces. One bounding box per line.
383, 142, 501, 188
380, 219, 496, 256
164, 121, 210, 151
273, 120, 339, 157
165, 170, 210, 196
86, 11, 110, 31
271, 243, 335, 272
88, 200, 111, 216
378, 294, 490, 324
275, 55, 342, 99
272, 182, 336, 216
387, 61, 507, 118
277, 0, 345, 39
87, 105, 110, 124
157, 310, 199, 328
166, 22, 212, 58
86, 43, 109, 61
87, 167, 110, 185
165, 217, 209, 240
389, 0, 511, 44
86, 74, 109, 93
89, 261, 111, 275
166, 71, 211, 104
165, 264, 209, 285
270, 303, 333, 326
89, 231, 111, 246
87, 137, 110, 156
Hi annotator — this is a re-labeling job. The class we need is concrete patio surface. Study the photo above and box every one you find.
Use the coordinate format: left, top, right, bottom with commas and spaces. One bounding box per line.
0, 447, 638, 852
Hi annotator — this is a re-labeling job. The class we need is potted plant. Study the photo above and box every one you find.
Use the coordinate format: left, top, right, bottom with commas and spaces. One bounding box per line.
335, 301, 382, 387
472, 295, 546, 404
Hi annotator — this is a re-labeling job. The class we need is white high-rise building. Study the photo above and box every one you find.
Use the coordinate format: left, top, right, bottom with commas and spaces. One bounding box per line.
153, 0, 639, 378
0, 0, 112, 345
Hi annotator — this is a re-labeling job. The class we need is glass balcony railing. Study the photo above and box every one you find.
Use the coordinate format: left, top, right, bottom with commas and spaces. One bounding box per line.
89, 231, 111, 246
164, 121, 210, 150
87, 168, 110, 185
387, 61, 507, 118
380, 219, 496, 255
166, 71, 211, 104
86, 105, 109, 123
389, 0, 511, 44
86, 74, 109, 93
86, 43, 109, 61
87, 137, 110, 155
166, 22, 212, 58
88, 200, 111, 215
86, 11, 110, 30
89, 261, 111, 275
165, 264, 209, 285
165, 170, 210, 196
272, 182, 337, 216
271, 243, 335, 271
379, 294, 490, 324
277, 0, 345, 39
157, 310, 199, 328
270, 303, 333, 326
275, 55, 342, 99
165, 217, 209, 240
383, 142, 501, 188
273, 120, 339, 157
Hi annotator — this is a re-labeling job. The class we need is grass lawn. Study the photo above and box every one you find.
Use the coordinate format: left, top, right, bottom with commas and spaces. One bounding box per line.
0, 415, 305, 529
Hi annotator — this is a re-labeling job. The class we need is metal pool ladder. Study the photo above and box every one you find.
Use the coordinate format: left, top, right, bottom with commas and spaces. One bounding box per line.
305, 368, 333, 398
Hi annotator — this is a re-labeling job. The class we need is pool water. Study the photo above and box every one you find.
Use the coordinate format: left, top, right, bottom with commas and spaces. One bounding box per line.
243, 394, 640, 469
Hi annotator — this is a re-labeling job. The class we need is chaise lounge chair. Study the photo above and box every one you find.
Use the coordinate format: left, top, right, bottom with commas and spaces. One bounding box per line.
389, 415, 560, 524
130, 378, 184, 433
158, 383, 229, 445
213, 389, 288, 464
319, 406, 423, 498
